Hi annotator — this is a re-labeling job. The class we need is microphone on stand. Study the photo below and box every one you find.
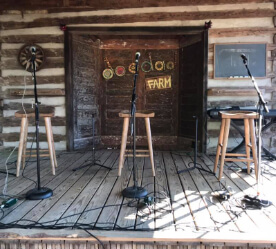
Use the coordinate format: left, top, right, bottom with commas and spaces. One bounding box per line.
122, 50, 148, 199
25, 44, 53, 200
30, 46, 36, 63
30, 46, 36, 54
135, 52, 140, 63
240, 53, 248, 64
131, 52, 141, 132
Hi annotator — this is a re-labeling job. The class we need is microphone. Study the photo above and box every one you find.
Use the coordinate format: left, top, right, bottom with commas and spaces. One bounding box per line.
135, 52, 140, 63
30, 46, 36, 63
30, 46, 36, 54
240, 53, 248, 61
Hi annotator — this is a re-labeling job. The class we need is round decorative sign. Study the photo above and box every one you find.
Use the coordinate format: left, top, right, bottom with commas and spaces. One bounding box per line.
102, 68, 114, 79
128, 63, 136, 74
141, 61, 152, 73
115, 66, 126, 76
166, 61, 175, 70
18, 44, 45, 72
155, 61, 164, 71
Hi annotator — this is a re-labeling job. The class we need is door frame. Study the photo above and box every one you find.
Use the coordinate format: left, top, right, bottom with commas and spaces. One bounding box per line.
65, 26, 208, 151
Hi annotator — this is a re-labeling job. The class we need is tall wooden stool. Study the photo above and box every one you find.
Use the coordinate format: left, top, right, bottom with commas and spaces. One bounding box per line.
15, 108, 58, 177
118, 110, 155, 177
214, 111, 259, 180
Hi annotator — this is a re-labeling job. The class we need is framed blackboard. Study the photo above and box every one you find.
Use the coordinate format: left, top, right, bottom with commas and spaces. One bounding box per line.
214, 43, 267, 78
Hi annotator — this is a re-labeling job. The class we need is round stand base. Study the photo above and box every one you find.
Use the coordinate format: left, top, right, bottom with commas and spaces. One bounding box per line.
122, 186, 148, 199
26, 187, 53, 200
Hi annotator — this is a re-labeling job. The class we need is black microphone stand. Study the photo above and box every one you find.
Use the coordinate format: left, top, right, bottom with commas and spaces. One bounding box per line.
177, 116, 214, 175
122, 53, 147, 199
26, 49, 53, 200
72, 113, 111, 171
241, 55, 269, 194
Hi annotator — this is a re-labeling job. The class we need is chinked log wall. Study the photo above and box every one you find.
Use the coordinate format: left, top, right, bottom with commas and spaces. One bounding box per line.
0, 0, 276, 153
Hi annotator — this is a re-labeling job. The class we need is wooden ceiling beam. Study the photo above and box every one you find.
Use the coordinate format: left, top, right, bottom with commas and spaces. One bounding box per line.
209, 27, 276, 37
0, 0, 273, 12
1, 9, 275, 30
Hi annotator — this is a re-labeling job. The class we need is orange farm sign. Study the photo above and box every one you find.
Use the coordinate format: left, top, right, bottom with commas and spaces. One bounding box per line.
145, 75, 172, 90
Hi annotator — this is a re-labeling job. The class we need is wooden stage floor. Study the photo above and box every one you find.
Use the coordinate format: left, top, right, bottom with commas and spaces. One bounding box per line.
0, 149, 276, 236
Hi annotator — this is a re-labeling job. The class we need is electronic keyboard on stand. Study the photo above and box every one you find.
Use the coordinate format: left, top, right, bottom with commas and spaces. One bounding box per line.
207, 106, 276, 160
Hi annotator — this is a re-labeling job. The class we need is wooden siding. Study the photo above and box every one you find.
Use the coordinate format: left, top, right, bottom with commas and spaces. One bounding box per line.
0, 1, 275, 154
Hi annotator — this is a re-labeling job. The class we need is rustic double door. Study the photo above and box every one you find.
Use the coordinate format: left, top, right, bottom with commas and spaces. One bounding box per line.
65, 27, 208, 151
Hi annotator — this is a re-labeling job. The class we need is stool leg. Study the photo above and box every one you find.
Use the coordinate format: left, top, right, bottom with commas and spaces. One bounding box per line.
214, 118, 226, 174
244, 118, 251, 174
48, 118, 57, 168
17, 117, 28, 177
145, 117, 155, 177
118, 117, 129, 176
22, 118, 29, 169
219, 118, 231, 180
249, 119, 258, 179
45, 117, 55, 175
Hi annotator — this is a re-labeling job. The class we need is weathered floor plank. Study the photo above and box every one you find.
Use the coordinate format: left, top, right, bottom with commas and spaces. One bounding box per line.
115, 156, 145, 230
0, 149, 275, 234
31, 150, 112, 225
55, 151, 117, 226
1, 151, 91, 224
179, 154, 239, 232
174, 152, 216, 231
163, 151, 195, 231
135, 157, 155, 230
94, 154, 137, 228
201, 154, 272, 232
76, 155, 121, 227
154, 151, 174, 230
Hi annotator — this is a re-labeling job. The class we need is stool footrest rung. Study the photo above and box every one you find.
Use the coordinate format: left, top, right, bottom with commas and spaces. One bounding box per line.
224, 158, 253, 162
225, 153, 247, 157
22, 154, 50, 158
125, 154, 150, 157
125, 149, 149, 153
26, 149, 49, 152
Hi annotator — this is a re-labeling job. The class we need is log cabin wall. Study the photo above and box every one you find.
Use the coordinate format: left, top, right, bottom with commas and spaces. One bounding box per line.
0, 1, 275, 154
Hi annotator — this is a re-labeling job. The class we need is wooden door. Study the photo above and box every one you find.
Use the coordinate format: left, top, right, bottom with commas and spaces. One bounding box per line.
66, 34, 101, 150
101, 48, 179, 147
143, 49, 179, 138
178, 31, 208, 151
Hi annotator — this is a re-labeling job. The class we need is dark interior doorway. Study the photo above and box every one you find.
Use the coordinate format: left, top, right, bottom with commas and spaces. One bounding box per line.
65, 27, 208, 152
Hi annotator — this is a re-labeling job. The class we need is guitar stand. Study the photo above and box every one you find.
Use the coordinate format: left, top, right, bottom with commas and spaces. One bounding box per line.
177, 116, 215, 175
73, 114, 111, 172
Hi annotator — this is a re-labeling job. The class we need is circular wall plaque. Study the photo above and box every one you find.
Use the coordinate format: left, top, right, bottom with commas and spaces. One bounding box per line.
166, 61, 175, 70
128, 63, 136, 74
155, 61, 164, 71
18, 44, 45, 72
115, 66, 126, 76
103, 68, 114, 79
141, 61, 152, 72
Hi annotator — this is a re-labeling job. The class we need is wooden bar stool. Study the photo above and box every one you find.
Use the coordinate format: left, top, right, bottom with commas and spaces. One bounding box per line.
15, 107, 58, 177
214, 111, 259, 180
118, 110, 155, 177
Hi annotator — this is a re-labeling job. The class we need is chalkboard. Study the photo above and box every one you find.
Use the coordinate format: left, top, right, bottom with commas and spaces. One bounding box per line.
214, 43, 267, 78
